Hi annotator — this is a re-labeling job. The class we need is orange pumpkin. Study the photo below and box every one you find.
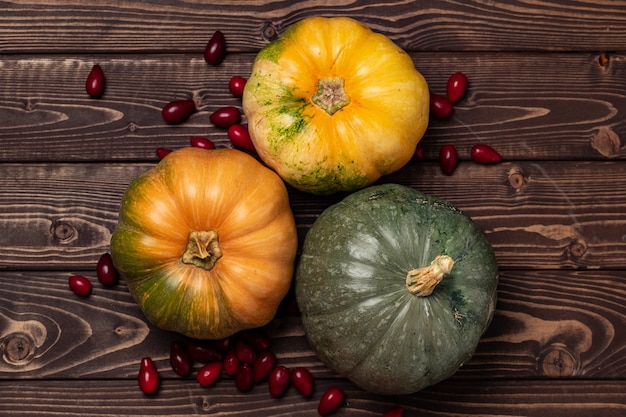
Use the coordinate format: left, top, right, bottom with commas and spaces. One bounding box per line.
243, 16, 430, 194
110, 147, 298, 339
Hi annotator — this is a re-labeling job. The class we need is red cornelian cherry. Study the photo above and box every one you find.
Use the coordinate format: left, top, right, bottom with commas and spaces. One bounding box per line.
156, 147, 172, 160
209, 106, 241, 127
161, 99, 195, 124
471, 143, 502, 164
268, 366, 291, 398
430, 93, 453, 119
169, 340, 192, 377
290, 367, 314, 398
228, 76, 247, 97
69, 275, 92, 296
234, 340, 256, 364
253, 351, 277, 383
235, 363, 254, 392
239, 329, 271, 352
137, 357, 160, 395
446, 71, 468, 104
412, 143, 425, 161
223, 349, 240, 376
227, 124, 255, 153
383, 405, 406, 417
196, 362, 223, 387
439, 144, 458, 176
190, 136, 215, 150
318, 386, 345, 416
214, 335, 235, 351
187, 341, 222, 363
85, 64, 105, 98
204, 30, 226, 66
96, 252, 118, 286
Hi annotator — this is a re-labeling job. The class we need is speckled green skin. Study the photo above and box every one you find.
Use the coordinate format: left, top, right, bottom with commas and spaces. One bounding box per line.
295, 184, 498, 395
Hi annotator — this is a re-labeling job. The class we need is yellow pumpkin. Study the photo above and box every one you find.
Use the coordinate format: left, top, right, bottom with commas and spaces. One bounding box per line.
242, 16, 429, 195
110, 147, 298, 339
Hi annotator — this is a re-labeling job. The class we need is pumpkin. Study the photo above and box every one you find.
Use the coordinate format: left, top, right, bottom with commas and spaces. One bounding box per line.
110, 147, 298, 340
295, 184, 498, 395
242, 17, 429, 195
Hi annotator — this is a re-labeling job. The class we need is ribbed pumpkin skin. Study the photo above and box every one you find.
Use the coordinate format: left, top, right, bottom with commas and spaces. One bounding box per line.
110, 148, 298, 340
242, 17, 429, 195
295, 184, 498, 395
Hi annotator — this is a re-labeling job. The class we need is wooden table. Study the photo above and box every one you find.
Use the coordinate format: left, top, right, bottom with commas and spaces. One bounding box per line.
1, 1, 625, 415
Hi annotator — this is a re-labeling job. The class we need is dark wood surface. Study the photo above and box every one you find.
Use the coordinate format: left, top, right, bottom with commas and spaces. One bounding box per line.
2, 1, 626, 416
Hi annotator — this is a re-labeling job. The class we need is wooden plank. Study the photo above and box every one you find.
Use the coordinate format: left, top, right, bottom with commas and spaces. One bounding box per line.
1, 160, 625, 270
1, 378, 625, 416
2, 268, 626, 380
0, 52, 624, 162
1, 1, 626, 53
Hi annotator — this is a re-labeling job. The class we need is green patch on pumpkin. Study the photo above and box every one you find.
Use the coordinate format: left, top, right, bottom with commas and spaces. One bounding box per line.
287, 163, 369, 195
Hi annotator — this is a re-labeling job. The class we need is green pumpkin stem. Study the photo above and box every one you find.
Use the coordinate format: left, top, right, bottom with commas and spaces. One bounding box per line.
406, 255, 454, 297
311, 77, 350, 115
181, 230, 223, 270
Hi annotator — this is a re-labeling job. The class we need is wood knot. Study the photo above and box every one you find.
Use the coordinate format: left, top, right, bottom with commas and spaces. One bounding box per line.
590, 126, 622, 158
197, 397, 211, 411
567, 239, 588, 259
51, 220, 78, 244
540, 344, 578, 377
262, 22, 278, 41
598, 52, 609, 68
507, 167, 527, 190
1, 333, 35, 365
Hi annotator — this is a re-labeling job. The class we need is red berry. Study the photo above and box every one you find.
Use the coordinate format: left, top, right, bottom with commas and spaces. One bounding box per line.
235, 363, 254, 392
228, 76, 247, 97
446, 71, 468, 104
227, 124, 256, 153
169, 340, 192, 377
68, 275, 92, 296
96, 253, 118, 286
234, 340, 256, 364
383, 406, 405, 417
439, 144, 458, 176
196, 362, 223, 387
318, 386, 345, 416
290, 367, 314, 398
268, 366, 291, 398
190, 136, 215, 150
471, 143, 502, 164
253, 351, 277, 383
156, 147, 172, 160
214, 335, 235, 351
161, 99, 195, 124
223, 349, 240, 376
187, 341, 222, 363
85, 64, 105, 98
204, 30, 226, 66
209, 106, 241, 128
430, 93, 453, 119
412, 143, 425, 161
137, 357, 160, 395
239, 329, 271, 352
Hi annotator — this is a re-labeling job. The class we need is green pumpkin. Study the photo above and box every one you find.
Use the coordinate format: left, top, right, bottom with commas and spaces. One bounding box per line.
295, 184, 498, 395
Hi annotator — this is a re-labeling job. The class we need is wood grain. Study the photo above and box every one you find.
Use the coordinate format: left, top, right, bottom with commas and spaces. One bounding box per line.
1, 161, 625, 269
2, 269, 626, 380
1, 378, 625, 416
1, 53, 625, 162
1, 0, 626, 53
2, 0, 626, 415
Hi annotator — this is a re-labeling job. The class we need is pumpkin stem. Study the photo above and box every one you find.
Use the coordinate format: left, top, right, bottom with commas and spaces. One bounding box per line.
406, 255, 454, 297
311, 77, 350, 115
181, 230, 223, 271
